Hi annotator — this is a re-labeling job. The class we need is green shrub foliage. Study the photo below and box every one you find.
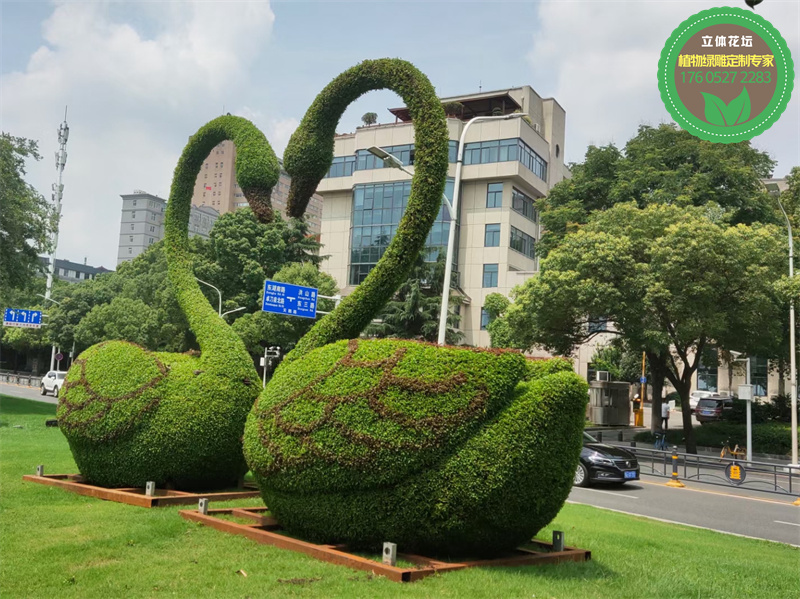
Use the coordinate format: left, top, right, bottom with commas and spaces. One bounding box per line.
244, 339, 588, 555
58, 116, 274, 488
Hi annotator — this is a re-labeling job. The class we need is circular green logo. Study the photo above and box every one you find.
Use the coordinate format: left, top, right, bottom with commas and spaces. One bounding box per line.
658, 7, 794, 143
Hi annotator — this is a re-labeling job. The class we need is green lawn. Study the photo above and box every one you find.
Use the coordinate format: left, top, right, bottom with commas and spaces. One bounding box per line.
1, 394, 798, 599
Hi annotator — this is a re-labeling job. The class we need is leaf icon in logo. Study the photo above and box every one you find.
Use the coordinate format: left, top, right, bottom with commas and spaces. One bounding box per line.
702, 92, 728, 126
701, 88, 752, 126
725, 87, 751, 125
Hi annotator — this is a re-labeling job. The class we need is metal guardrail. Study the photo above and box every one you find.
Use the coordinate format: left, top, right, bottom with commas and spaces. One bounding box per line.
606, 441, 799, 497
0, 372, 39, 387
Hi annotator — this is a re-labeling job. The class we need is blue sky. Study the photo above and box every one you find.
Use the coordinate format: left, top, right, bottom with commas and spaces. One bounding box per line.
2, 0, 798, 268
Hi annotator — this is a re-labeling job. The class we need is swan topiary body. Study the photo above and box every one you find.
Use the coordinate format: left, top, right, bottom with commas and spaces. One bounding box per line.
58, 116, 278, 489
243, 58, 589, 556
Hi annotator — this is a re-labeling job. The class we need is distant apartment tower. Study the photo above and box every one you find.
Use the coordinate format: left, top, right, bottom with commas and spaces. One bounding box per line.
316, 86, 569, 348
116, 190, 219, 265
190, 140, 324, 235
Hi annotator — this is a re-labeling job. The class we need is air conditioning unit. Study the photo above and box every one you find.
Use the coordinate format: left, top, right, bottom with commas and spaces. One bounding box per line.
533, 123, 541, 133
595, 371, 610, 382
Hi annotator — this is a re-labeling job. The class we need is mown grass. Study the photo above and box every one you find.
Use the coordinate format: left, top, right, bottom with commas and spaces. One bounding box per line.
1, 394, 798, 599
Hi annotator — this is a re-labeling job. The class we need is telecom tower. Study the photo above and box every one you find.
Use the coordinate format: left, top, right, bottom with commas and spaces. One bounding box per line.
44, 110, 69, 371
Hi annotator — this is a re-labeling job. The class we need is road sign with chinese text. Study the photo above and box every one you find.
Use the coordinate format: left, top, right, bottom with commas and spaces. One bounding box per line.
3, 308, 43, 329
262, 281, 318, 319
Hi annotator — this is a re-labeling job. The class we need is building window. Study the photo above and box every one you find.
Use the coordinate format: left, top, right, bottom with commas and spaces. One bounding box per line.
480, 308, 490, 330
129, 235, 134, 242
58, 268, 65, 276
511, 188, 538, 222
148, 237, 154, 245
448, 140, 458, 163
588, 318, 609, 334
751, 357, 769, 396
132, 211, 136, 218
348, 179, 455, 285
510, 226, 536, 259
484, 224, 501, 247
130, 224, 134, 230
132, 199, 137, 206
697, 348, 718, 392
482, 264, 499, 288
128, 248, 132, 254
486, 183, 503, 208
324, 155, 356, 178
463, 138, 548, 181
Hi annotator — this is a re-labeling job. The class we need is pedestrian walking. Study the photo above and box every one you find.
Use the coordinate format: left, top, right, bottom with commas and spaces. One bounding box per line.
661, 401, 670, 431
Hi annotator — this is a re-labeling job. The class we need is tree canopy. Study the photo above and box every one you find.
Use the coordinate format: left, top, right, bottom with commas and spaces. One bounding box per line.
0, 134, 55, 303
498, 203, 785, 451
538, 124, 779, 258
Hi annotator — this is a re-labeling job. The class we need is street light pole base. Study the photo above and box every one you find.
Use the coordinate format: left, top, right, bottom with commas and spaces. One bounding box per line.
666, 479, 685, 488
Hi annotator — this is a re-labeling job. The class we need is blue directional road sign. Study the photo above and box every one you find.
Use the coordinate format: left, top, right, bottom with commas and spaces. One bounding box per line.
640, 376, 647, 384
262, 280, 318, 319
3, 308, 43, 329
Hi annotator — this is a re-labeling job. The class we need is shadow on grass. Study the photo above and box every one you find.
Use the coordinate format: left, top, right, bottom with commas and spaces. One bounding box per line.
0, 395, 57, 417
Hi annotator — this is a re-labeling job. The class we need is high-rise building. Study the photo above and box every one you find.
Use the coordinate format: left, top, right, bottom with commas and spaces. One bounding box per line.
315, 86, 568, 347
190, 140, 324, 236
116, 190, 218, 265
38, 257, 111, 282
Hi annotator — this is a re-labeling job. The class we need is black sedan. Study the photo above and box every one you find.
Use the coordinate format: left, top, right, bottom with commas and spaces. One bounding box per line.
574, 432, 640, 487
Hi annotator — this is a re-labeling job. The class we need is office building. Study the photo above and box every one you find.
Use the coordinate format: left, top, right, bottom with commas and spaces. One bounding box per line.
39, 257, 111, 282
117, 190, 219, 265
190, 140, 324, 236
315, 86, 567, 348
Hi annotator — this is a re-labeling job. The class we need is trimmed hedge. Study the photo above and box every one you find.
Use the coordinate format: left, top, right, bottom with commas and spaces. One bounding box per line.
58, 116, 273, 488
635, 421, 794, 456
283, 59, 449, 361
244, 339, 588, 556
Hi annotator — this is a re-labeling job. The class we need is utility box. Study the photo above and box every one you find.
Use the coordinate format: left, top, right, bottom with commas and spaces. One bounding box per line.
588, 381, 631, 426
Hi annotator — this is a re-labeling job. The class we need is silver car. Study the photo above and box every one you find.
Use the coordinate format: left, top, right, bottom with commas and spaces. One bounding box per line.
40, 371, 67, 397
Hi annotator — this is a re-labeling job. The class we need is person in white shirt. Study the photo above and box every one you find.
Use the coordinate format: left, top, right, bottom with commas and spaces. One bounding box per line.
661, 401, 671, 431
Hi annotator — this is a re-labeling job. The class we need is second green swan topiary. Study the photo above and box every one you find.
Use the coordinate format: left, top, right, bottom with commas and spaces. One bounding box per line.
243, 58, 589, 556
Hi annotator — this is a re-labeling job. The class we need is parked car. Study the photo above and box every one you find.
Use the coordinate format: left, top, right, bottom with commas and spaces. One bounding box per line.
40, 371, 67, 397
694, 396, 734, 424
574, 432, 640, 487
689, 390, 717, 413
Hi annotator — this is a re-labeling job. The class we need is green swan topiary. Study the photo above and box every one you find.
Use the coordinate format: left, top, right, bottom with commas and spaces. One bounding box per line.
57, 116, 279, 490
243, 58, 589, 556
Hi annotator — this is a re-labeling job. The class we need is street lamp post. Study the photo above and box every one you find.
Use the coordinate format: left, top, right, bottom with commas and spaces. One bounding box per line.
436, 113, 528, 345
773, 194, 799, 468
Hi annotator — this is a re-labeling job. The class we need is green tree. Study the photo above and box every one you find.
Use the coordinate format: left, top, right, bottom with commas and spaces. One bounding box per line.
73, 297, 161, 348
483, 292, 513, 348
500, 203, 785, 452
361, 112, 378, 126
365, 252, 463, 344
538, 124, 778, 258
0, 134, 55, 302
231, 262, 338, 355
193, 209, 323, 313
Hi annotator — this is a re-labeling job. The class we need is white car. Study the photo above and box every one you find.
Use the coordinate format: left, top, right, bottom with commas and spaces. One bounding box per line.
689, 390, 718, 413
40, 371, 67, 397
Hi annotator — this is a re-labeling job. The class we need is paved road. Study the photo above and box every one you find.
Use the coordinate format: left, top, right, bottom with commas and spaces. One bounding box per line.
569, 473, 800, 546
0, 382, 57, 405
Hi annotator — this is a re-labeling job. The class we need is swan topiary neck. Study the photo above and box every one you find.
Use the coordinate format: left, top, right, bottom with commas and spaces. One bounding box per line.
164, 116, 279, 365
281, 59, 449, 361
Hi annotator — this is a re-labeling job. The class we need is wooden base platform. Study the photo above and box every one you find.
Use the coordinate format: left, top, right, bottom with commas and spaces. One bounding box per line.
179, 506, 592, 582
22, 474, 261, 508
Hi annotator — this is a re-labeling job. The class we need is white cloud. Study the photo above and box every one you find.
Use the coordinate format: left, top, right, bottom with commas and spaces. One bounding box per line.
529, 0, 799, 175
236, 106, 299, 157
1, 0, 275, 268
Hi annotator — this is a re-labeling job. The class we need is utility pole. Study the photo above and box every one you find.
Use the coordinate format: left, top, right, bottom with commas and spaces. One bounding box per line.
45, 108, 69, 371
